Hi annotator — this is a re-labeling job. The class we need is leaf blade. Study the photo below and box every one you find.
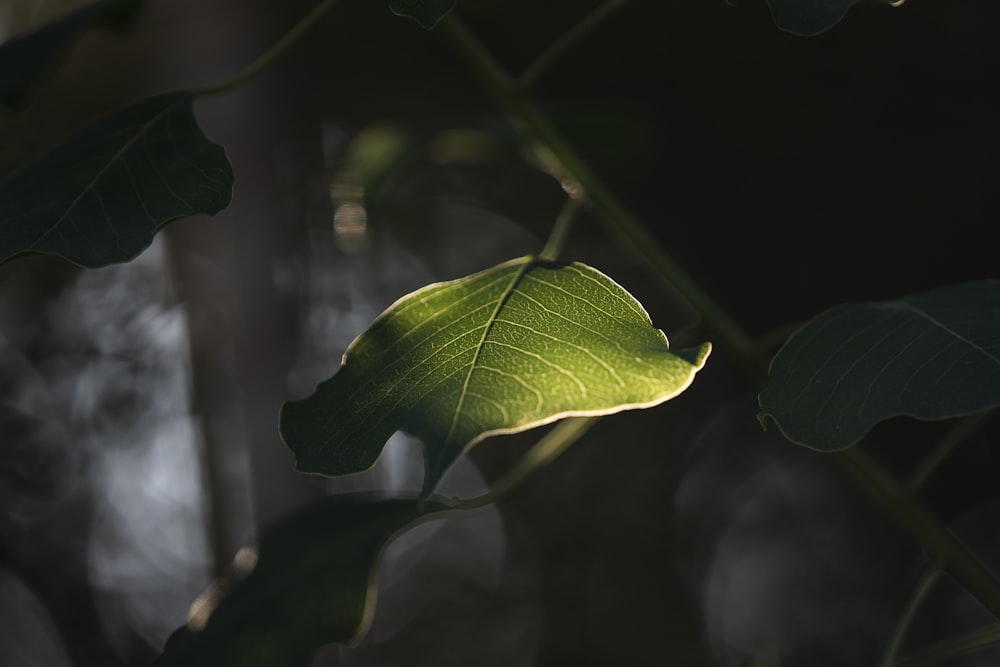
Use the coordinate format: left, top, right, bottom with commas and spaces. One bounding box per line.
758, 280, 1000, 450
389, 0, 456, 29
762, 0, 900, 36
281, 256, 711, 492
155, 495, 445, 667
0, 92, 233, 267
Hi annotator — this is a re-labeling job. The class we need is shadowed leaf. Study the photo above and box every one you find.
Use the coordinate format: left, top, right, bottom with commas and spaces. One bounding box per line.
0, 0, 143, 107
759, 280, 1000, 450
389, 0, 456, 29
156, 495, 446, 667
0, 92, 233, 267
281, 256, 711, 494
762, 0, 901, 36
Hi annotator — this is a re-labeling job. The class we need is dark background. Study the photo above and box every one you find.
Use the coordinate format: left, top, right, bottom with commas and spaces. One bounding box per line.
1, 0, 998, 665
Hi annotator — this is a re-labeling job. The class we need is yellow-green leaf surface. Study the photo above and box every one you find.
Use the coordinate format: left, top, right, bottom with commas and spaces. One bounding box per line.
280, 256, 711, 493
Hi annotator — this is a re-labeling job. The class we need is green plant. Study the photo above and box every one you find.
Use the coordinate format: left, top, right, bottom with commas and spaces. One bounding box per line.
1, 0, 998, 665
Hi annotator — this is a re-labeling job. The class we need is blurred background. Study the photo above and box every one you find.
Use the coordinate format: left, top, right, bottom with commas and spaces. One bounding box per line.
1, 0, 999, 665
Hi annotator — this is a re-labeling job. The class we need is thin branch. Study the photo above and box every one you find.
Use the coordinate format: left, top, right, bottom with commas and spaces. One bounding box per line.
754, 320, 803, 356
837, 447, 1000, 620
192, 0, 344, 98
878, 566, 942, 667
519, 0, 631, 90
441, 11, 1000, 621
538, 196, 582, 262
908, 411, 994, 492
893, 623, 1000, 667
451, 417, 598, 510
439, 15, 766, 384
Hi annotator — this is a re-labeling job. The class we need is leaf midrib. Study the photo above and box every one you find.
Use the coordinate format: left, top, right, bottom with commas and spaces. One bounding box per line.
29, 95, 181, 252
443, 257, 532, 447
897, 301, 1000, 367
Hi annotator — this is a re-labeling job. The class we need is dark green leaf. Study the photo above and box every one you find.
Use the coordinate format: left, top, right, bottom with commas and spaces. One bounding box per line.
156, 495, 446, 667
759, 280, 1000, 450
762, 0, 900, 36
389, 0, 456, 29
281, 256, 711, 494
0, 0, 143, 107
0, 92, 233, 267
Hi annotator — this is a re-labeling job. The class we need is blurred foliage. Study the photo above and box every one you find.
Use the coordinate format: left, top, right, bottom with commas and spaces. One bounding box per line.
1, 0, 998, 666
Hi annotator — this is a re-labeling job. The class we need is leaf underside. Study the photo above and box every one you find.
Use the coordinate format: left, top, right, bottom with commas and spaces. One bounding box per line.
156, 495, 445, 667
763, 0, 898, 36
0, 91, 233, 267
759, 280, 1000, 451
280, 256, 711, 494
389, 0, 456, 29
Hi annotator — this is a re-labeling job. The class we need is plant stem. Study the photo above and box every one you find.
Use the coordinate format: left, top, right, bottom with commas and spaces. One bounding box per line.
451, 417, 598, 510
538, 197, 582, 261
908, 411, 993, 492
753, 320, 803, 356
442, 9, 1000, 636
837, 447, 1000, 620
893, 623, 1000, 667
518, 0, 631, 90
439, 16, 766, 384
878, 566, 942, 667
192, 0, 344, 98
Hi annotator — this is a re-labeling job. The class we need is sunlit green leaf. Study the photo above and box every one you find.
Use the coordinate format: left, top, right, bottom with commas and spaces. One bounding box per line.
0, 0, 143, 107
759, 280, 1000, 450
0, 92, 233, 267
389, 0, 456, 29
762, 0, 901, 36
156, 495, 446, 667
281, 256, 711, 494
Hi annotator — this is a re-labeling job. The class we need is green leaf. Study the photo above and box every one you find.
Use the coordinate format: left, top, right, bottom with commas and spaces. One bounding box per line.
280, 256, 711, 494
156, 495, 445, 667
762, 0, 899, 36
0, 92, 233, 267
0, 0, 143, 107
389, 0, 456, 29
758, 280, 1000, 450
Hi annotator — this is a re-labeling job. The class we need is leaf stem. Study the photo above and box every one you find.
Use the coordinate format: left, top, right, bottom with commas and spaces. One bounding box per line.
538, 196, 582, 262
439, 16, 766, 383
878, 566, 943, 667
893, 623, 1000, 667
908, 411, 993, 492
837, 447, 1000, 620
192, 0, 344, 98
451, 417, 598, 510
518, 0, 631, 91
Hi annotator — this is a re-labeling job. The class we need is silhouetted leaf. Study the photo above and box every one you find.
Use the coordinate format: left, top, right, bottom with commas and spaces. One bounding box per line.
0, 92, 233, 267
389, 0, 456, 29
759, 280, 1000, 450
0, 0, 143, 107
156, 495, 446, 667
763, 0, 901, 36
281, 256, 711, 494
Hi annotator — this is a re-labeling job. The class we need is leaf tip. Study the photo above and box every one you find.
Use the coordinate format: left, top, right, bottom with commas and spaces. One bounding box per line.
764, 0, 854, 36
756, 410, 772, 431
677, 341, 712, 370
389, 0, 456, 29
